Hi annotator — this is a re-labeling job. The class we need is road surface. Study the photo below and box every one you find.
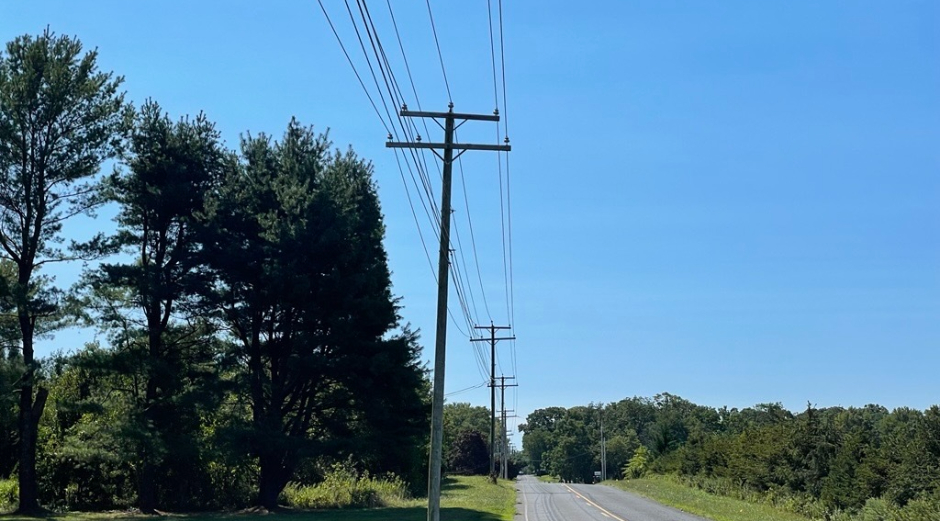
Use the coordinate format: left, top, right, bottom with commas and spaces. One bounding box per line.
514, 475, 711, 521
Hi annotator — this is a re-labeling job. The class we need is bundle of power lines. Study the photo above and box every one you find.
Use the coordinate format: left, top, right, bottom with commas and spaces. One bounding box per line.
317, 0, 518, 428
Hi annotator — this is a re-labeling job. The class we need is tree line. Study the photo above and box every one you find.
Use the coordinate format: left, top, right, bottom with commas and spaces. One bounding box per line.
0, 30, 429, 513
520, 393, 940, 518
441, 402, 520, 479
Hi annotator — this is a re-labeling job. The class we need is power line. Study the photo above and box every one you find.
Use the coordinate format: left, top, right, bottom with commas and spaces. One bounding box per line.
455, 141, 492, 321
496, 0, 517, 380
316, 0, 391, 133
487, 0, 500, 110
445, 381, 487, 398
424, 0, 452, 103
498, 0, 509, 137
389, 107, 509, 521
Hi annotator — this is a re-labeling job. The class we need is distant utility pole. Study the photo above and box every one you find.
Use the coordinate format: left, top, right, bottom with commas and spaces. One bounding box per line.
600, 417, 607, 481
387, 104, 510, 521
471, 323, 514, 477
498, 375, 517, 479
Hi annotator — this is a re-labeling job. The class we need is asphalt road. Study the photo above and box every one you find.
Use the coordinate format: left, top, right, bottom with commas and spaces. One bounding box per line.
514, 475, 711, 521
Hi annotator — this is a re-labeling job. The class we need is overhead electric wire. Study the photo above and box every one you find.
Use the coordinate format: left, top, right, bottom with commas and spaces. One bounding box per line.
366, 1, 482, 333
424, 0, 452, 103
359, 0, 444, 242
487, 0, 500, 110
343, 0, 400, 141
451, 220, 482, 326
327, 1, 478, 338
321, 0, 461, 337
445, 381, 487, 398
392, 149, 435, 275
361, 3, 481, 339
320, 0, 513, 356
382, 1, 491, 335
317, 0, 391, 133
385, 0, 447, 189
450, 255, 475, 331
498, 0, 515, 329
354, 0, 453, 273
455, 138, 492, 321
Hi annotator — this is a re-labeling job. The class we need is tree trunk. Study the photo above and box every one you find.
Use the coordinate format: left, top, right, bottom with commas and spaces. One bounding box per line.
138, 363, 160, 514
16, 381, 39, 513
138, 459, 157, 514
16, 312, 46, 514
258, 454, 282, 510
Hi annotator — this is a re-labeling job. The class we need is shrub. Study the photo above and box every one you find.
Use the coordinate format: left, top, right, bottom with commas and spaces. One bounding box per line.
0, 478, 17, 512
858, 497, 894, 521
624, 446, 650, 479
281, 463, 409, 509
893, 497, 940, 521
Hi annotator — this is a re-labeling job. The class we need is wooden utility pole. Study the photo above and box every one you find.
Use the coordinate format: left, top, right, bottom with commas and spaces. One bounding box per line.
497, 375, 517, 479
471, 323, 513, 477
601, 418, 607, 481
387, 103, 509, 521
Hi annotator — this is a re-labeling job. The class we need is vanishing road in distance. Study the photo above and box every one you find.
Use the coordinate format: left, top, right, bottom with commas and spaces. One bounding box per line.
514, 474, 710, 521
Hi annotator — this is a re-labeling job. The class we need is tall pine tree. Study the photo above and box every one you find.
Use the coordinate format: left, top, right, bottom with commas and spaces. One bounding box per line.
201, 120, 425, 508
83, 101, 227, 511
0, 30, 126, 512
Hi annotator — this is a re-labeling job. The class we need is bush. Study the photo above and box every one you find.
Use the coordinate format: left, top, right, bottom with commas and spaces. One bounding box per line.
281, 463, 409, 509
0, 478, 17, 512
858, 497, 894, 521
893, 497, 940, 521
624, 446, 650, 479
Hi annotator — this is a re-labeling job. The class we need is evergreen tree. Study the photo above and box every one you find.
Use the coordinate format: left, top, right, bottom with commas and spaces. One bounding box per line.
201, 119, 423, 508
82, 101, 228, 511
0, 30, 126, 510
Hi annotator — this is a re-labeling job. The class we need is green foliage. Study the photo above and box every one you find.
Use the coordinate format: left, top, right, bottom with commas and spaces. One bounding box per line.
0, 478, 17, 512
604, 430, 641, 479
444, 403, 494, 457
525, 395, 940, 518
0, 29, 432, 514
281, 463, 409, 510
76, 99, 231, 512
610, 475, 813, 521
0, 28, 128, 511
199, 119, 426, 508
447, 430, 490, 476
624, 446, 650, 479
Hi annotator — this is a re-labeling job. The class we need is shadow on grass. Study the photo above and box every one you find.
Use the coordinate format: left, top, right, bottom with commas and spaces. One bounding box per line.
440, 477, 471, 492
268, 507, 502, 520
1, 507, 503, 521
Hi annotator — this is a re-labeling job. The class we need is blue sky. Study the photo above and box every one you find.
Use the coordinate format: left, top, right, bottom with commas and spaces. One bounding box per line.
3, 2, 938, 438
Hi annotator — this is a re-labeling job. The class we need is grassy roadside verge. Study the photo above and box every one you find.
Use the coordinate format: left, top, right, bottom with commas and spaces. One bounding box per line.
0, 476, 516, 521
606, 476, 813, 521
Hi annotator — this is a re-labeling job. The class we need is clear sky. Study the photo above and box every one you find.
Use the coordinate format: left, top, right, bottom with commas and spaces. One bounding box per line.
3, 2, 938, 441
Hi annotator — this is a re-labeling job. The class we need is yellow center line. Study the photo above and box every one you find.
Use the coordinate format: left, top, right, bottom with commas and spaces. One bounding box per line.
563, 484, 630, 521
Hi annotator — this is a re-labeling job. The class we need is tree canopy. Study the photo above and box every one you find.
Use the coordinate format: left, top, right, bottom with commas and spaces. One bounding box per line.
0, 30, 429, 513
0, 29, 126, 513
521, 395, 940, 518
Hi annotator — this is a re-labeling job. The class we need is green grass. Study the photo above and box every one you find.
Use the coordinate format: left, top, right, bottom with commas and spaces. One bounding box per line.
606, 476, 815, 521
536, 475, 557, 483
0, 476, 515, 521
